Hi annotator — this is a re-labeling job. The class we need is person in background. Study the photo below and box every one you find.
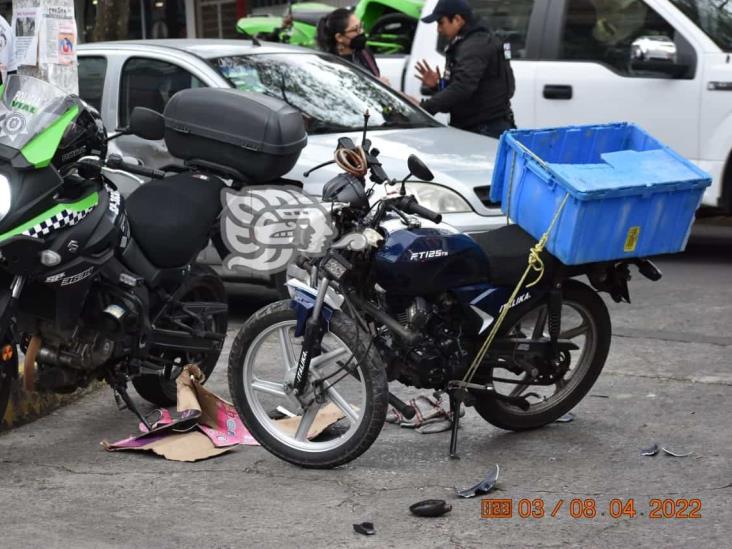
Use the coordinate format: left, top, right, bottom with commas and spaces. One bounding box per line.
0, 14, 17, 85
316, 8, 382, 80
415, 0, 515, 139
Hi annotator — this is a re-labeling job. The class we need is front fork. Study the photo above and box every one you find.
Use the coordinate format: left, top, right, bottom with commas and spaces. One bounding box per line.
293, 277, 330, 396
0, 275, 25, 337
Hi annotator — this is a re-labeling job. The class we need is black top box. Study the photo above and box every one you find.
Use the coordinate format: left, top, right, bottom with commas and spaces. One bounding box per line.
163, 88, 307, 184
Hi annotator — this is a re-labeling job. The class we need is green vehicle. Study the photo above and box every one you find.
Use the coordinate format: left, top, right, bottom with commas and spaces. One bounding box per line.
236, 0, 423, 55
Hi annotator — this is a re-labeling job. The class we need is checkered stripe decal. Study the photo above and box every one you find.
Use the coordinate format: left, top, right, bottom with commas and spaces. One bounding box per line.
22, 207, 95, 238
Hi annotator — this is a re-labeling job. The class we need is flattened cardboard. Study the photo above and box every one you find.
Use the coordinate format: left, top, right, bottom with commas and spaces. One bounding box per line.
103, 365, 255, 461
103, 431, 230, 462
103, 365, 345, 461
274, 402, 345, 439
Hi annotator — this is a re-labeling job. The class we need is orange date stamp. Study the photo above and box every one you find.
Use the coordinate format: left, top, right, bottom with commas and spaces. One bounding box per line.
480, 498, 703, 520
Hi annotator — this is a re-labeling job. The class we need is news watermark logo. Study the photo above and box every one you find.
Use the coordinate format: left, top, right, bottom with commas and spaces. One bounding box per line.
220, 186, 335, 275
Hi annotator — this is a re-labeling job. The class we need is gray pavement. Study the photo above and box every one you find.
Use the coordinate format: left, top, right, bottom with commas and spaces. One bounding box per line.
1, 226, 730, 548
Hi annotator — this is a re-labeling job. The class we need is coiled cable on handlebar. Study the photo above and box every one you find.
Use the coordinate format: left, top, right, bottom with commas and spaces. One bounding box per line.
335, 147, 368, 177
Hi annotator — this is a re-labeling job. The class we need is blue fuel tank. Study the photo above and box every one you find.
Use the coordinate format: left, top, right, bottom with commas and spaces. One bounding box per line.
371, 220, 489, 295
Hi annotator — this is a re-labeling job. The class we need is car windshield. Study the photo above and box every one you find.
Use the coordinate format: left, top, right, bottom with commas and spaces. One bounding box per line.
210, 52, 440, 134
0, 75, 75, 151
670, 0, 732, 52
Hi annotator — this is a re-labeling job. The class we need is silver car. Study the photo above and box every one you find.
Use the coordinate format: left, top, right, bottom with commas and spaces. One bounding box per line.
78, 39, 504, 288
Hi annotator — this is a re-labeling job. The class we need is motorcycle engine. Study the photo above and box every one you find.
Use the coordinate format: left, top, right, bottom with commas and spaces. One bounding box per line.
18, 285, 145, 393
382, 295, 466, 389
28, 324, 116, 392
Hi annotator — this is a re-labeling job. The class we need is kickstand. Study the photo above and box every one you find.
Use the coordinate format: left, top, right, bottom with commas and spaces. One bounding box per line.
448, 390, 461, 460
113, 384, 152, 432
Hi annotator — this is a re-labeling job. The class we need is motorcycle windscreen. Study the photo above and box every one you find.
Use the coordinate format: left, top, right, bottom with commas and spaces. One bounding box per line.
0, 75, 78, 168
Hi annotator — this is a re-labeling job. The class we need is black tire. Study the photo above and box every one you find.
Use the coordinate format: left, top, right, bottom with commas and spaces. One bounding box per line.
228, 300, 388, 468
133, 264, 228, 406
474, 280, 611, 431
370, 13, 417, 37
369, 13, 417, 54
0, 340, 18, 428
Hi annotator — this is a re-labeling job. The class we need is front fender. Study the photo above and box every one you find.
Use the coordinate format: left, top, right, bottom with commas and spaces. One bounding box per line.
287, 280, 335, 337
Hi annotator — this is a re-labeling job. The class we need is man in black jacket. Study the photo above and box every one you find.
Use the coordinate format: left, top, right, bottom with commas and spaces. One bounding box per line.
415, 0, 515, 138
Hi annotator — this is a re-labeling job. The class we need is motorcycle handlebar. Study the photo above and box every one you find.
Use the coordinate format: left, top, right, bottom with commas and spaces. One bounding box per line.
106, 154, 165, 179
397, 196, 442, 224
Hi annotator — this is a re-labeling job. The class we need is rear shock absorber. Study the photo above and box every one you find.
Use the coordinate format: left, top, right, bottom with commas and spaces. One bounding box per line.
548, 283, 562, 358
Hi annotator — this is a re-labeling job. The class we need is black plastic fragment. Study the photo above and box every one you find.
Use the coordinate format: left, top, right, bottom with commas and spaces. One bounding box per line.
409, 499, 452, 518
641, 443, 659, 456
353, 522, 376, 536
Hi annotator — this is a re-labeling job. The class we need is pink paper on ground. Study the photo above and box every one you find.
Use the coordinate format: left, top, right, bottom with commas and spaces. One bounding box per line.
196, 398, 259, 447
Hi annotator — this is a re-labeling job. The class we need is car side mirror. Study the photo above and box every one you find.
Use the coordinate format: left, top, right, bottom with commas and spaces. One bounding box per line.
407, 154, 434, 182
129, 107, 165, 140
629, 35, 688, 77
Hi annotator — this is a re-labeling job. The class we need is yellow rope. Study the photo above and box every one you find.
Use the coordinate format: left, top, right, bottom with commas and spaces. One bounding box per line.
461, 194, 570, 384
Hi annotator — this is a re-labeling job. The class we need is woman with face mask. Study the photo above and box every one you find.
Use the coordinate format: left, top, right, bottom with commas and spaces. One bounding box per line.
316, 8, 382, 79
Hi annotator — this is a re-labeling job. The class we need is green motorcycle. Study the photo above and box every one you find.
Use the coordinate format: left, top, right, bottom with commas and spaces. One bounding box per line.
0, 75, 310, 429
236, 0, 422, 55
0, 75, 231, 428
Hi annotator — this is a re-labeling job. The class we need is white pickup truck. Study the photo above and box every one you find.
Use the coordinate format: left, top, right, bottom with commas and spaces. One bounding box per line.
379, 0, 732, 213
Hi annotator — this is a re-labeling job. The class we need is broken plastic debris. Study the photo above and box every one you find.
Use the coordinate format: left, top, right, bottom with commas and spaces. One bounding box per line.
554, 412, 575, 423
661, 447, 692, 458
409, 499, 452, 518
641, 443, 692, 457
353, 522, 375, 536
456, 464, 500, 498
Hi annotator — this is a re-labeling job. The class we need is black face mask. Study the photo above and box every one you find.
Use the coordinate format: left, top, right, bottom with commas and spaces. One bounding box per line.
350, 33, 367, 51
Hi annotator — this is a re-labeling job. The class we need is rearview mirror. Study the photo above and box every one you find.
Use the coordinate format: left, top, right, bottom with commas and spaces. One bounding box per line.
629, 35, 688, 77
129, 107, 165, 141
407, 154, 434, 182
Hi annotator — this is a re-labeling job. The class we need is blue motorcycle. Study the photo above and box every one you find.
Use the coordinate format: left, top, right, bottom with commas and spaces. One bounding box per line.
227, 134, 662, 468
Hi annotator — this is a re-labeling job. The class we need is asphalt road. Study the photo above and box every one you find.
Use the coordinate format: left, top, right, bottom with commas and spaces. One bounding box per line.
0, 224, 730, 548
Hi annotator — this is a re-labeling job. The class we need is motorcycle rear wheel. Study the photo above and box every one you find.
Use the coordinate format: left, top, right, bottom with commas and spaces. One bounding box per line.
132, 265, 228, 407
228, 300, 388, 469
473, 280, 611, 431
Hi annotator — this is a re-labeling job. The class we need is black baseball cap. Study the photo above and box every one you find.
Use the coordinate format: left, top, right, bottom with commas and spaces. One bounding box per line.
421, 0, 473, 23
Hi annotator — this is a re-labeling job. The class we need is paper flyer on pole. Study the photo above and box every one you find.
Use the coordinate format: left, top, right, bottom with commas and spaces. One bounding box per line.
12, 7, 40, 66
39, 5, 77, 65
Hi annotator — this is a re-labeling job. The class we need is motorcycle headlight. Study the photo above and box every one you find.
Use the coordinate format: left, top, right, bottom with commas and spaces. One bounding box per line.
0, 175, 11, 222
403, 182, 472, 214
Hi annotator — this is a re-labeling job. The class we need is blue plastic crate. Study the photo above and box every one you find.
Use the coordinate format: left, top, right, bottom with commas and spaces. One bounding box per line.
489, 123, 712, 265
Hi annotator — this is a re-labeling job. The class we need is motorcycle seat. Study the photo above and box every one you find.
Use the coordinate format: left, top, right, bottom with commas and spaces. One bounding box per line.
471, 224, 560, 287
125, 172, 224, 269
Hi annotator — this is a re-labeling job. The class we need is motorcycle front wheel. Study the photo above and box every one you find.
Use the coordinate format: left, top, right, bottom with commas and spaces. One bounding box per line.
228, 300, 388, 469
473, 280, 611, 431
